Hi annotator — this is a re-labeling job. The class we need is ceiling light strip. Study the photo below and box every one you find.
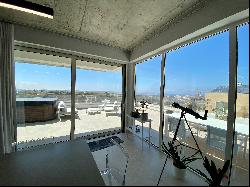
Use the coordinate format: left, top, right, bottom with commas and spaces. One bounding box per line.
0, 0, 53, 19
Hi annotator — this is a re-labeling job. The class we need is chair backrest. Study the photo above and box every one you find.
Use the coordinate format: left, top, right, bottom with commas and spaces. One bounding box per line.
58, 101, 66, 110
105, 138, 129, 186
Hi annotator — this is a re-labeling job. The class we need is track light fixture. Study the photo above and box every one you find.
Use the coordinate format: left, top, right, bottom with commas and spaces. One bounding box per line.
0, 0, 53, 19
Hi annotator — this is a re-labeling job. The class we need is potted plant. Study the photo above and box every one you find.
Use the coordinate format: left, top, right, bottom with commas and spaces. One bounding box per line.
195, 156, 230, 186
139, 99, 149, 121
162, 141, 201, 180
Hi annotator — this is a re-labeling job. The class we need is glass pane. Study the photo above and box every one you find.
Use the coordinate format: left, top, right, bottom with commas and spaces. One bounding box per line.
135, 55, 161, 147
75, 61, 122, 138
231, 24, 249, 186
164, 31, 230, 178
15, 52, 71, 150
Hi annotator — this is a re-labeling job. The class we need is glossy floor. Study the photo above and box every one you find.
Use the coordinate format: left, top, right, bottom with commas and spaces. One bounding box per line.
90, 132, 207, 186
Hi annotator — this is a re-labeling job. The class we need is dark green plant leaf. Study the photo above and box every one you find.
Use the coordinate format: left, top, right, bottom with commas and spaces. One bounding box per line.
200, 156, 231, 186
210, 160, 218, 180
217, 160, 230, 184
220, 160, 230, 175
203, 157, 213, 177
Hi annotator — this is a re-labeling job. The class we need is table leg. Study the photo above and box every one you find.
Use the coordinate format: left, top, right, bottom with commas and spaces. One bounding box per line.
149, 121, 151, 145
243, 136, 248, 159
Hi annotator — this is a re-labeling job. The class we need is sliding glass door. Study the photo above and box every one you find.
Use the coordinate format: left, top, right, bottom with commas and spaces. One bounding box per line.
163, 30, 230, 175
15, 49, 123, 149
15, 50, 72, 150
74, 61, 122, 138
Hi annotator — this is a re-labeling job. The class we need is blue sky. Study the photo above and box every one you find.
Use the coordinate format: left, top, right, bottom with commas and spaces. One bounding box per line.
15, 63, 122, 92
136, 24, 249, 96
16, 25, 249, 95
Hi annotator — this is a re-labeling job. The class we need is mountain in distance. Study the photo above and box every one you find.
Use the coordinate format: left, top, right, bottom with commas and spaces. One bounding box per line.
211, 84, 249, 93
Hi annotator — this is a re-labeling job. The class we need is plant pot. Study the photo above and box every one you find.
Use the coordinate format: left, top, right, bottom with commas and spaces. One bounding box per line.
140, 112, 148, 121
174, 166, 186, 180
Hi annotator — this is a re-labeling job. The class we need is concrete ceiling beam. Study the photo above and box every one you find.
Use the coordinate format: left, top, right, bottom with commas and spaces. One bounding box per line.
14, 24, 130, 64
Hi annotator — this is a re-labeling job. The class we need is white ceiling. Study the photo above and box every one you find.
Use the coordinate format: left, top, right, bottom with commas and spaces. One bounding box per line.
0, 0, 204, 51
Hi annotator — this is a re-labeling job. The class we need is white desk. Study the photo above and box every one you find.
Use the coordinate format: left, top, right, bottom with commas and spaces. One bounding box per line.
126, 115, 152, 146
0, 140, 105, 186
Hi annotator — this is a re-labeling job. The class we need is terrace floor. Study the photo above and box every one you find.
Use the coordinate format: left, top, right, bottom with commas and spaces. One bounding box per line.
17, 109, 121, 145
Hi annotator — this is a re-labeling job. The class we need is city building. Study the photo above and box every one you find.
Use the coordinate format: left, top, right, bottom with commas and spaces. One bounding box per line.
205, 92, 249, 118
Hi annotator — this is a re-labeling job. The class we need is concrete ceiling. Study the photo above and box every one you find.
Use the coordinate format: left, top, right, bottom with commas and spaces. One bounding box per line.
0, 0, 204, 51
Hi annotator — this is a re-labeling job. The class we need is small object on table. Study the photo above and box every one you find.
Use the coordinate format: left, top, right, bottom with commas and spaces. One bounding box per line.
135, 125, 140, 133
131, 109, 141, 118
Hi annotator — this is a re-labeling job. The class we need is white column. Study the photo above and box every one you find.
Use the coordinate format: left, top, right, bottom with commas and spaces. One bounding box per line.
125, 63, 135, 129
121, 65, 126, 132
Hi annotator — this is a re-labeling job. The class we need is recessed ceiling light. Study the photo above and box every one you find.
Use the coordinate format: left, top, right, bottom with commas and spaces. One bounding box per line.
0, 0, 53, 19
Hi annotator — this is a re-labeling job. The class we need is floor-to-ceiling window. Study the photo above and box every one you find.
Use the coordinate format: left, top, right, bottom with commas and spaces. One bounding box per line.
15, 50, 123, 150
162, 24, 249, 185
163, 30, 231, 177
74, 60, 122, 138
15, 50, 72, 150
135, 55, 161, 146
231, 23, 249, 186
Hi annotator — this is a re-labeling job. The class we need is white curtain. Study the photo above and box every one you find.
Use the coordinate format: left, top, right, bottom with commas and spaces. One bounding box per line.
0, 22, 16, 157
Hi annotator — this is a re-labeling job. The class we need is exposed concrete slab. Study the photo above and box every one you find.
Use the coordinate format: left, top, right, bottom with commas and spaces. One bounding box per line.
0, 0, 248, 64
130, 0, 249, 62
0, 0, 200, 50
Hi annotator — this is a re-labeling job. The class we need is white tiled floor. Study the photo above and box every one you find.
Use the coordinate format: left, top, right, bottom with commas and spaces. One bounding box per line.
90, 132, 207, 186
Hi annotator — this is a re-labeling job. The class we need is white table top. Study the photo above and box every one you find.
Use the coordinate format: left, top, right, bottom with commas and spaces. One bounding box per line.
0, 140, 105, 186
166, 112, 249, 136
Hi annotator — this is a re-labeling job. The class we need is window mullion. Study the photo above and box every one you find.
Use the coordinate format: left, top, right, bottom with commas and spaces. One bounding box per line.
224, 25, 238, 185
